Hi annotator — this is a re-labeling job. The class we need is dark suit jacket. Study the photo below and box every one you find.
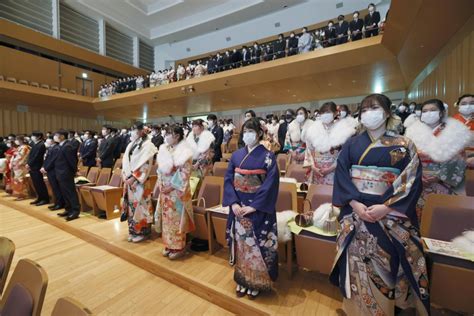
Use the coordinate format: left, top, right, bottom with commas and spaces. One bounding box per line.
216, 57, 224, 71
0, 141, 7, 158
210, 126, 223, 161
79, 139, 98, 167
68, 138, 81, 153
120, 134, 130, 153
349, 19, 364, 33
98, 136, 117, 167
27, 141, 46, 171
54, 141, 78, 179
251, 47, 262, 62
364, 11, 381, 28
273, 40, 286, 58
287, 37, 298, 55
231, 51, 242, 66
207, 58, 216, 73
278, 121, 290, 153
325, 26, 337, 46
336, 21, 349, 36
44, 145, 59, 173
112, 136, 121, 159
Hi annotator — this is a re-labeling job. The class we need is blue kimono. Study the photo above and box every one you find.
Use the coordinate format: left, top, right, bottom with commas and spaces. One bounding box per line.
223, 144, 280, 291
330, 131, 430, 316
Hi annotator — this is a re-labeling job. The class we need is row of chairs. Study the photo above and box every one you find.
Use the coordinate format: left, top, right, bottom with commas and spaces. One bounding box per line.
0, 237, 91, 315
0, 75, 76, 94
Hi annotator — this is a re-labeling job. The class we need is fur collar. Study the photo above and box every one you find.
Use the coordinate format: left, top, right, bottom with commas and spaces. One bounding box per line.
452, 230, 474, 255
266, 123, 279, 136
122, 136, 157, 177
186, 129, 215, 159
405, 117, 472, 162
306, 117, 358, 153
157, 140, 194, 174
287, 119, 313, 143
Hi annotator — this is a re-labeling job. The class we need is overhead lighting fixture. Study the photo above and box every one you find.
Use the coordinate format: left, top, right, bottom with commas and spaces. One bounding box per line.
373, 80, 384, 94
82, 72, 88, 79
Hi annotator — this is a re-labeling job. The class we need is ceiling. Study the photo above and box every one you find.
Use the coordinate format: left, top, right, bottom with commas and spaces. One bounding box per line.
62, 0, 307, 45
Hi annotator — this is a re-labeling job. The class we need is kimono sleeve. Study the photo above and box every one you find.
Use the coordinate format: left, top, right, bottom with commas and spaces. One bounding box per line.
171, 159, 192, 192
283, 130, 292, 152
303, 147, 314, 168
133, 157, 153, 184
332, 140, 361, 207
222, 155, 240, 207
249, 153, 280, 214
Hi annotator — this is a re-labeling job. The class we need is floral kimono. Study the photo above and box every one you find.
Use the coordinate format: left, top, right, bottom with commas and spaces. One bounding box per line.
405, 117, 471, 218
122, 136, 158, 237
304, 117, 358, 185
187, 129, 215, 180
155, 140, 195, 251
223, 144, 280, 291
331, 131, 430, 316
3, 147, 16, 194
283, 119, 313, 164
11, 144, 30, 198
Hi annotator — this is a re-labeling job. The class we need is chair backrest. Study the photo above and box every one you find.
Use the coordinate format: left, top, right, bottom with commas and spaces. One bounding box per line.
197, 176, 224, 208
78, 166, 88, 177
51, 86, 59, 91
421, 194, 474, 241
277, 153, 288, 173
86, 167, 99, 183
6, 77, 16, 83
19, 79, 28, 85
113, 159, 122, 170
228, 139, 238, 152
0, 237, 15, 295
69, 90, 77, 94
275, 182, 298, 212
52, 297, 92, 316
108, 169, 122, 187
30, 82, 39, 87
96, 168, 111, 185
304, 184, 333, 212
0, 259, 48, 316
466, 169, 474, 197
212, 162, 228, 177
41, 84, 50, 89
60, 88, 68, 92
286, 163, 307, 182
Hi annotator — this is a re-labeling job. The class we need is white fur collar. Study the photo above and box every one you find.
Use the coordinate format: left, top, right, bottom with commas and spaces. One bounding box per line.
306, 117, 358, 153
186, 129, 215, 159
405, 117, 472, 162
122, 136, 157, 177
157, 140, 194, 174
287, 119, 313, 143
452, 230, 474, 255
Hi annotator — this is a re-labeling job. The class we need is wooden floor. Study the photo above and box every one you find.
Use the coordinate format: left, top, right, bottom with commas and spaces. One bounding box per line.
0, 194, 343, 315
0, 199, 232, 315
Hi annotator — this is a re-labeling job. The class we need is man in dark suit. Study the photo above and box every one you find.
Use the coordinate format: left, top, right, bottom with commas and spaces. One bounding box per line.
111, 128, 122, 161
278, 109, 295, 153
54, 130, 80, 221
349, 11, 364, 41
325, 20, 337, 47
207, 55, 216, 74
27, 131, 49, 206
151, 125, 164, 150
251, 42, 262, 64
238, 110, 256, 148
67, 130, 81, 153
216, 53, 224, 72
230, 48, 242, 68
287, 32, 298, 56
241, 46, 251, 66
364, 3, 381, 37
97, 125, 117, 168
119, 128, 130, 153
42, 138, 65, 210
336, 15, 349, 44
207, 114, 223, 163
273, 34, 286, 59
79, 130, 97, 168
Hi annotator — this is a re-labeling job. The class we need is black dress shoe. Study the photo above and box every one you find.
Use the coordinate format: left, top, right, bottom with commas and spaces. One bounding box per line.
49, 205, 64, 211
30, 200, 40, 205
66, 213, 79, 221
57, 211, 69, 217
35, 200, 49, 206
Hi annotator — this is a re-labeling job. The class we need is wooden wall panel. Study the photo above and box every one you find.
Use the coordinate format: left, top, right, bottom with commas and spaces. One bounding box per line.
408, 21, 474, 113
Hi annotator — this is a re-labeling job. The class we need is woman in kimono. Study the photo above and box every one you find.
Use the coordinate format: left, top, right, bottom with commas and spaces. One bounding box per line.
4, 140, 17, 195
122, 122, 158, 243
187, 119, 215, 180
265, 115, 280, 153
223, 119, 234, 151
11, 136, 31, 200
331, 94, 430, 316
405, 99, 471, 218
223, 118, 280, 300
304, 102, 358, 185
155, 126, 195, 260
284, 106, 313, 164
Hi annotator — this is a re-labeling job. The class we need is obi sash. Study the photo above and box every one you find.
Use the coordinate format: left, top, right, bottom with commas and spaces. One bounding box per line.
350, 165, 400, 195
234, 167, 267, 193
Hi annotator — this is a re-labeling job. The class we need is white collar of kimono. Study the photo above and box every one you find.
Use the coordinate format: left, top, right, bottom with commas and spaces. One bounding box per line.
122, 135, 157, 177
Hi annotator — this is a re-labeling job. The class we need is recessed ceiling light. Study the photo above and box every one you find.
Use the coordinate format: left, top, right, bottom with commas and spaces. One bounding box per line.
292, 94, 296, 97
328, 83, 332, 86
420, 45, 424, 48
352, 80, 356, 83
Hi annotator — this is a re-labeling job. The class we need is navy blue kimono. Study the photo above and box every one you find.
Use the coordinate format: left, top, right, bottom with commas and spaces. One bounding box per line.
223, 144, 280, 289
330, 131, 430, 315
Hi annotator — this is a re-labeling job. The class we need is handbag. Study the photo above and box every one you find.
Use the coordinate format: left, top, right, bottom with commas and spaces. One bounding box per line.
120, 190, 128, 222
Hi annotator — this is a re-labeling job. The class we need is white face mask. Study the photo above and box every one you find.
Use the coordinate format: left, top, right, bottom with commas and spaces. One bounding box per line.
31, 136, 37, 143
161, 130, 166, 137
320, 113, 334, 124
340, 111, 347, 118
243, 131, 257, 147
45, 140, 52, 148
361, 109, 386, 130
398, 105, 406, 112
409, 105, 415, 111
421, 111, 440, 125
14, 140, 20, 146
279, 119, 285, 124
415, 110, 422, 117
7, 143, 11, 148
459, 104, 474, 116
296, 114, 305, 124
165, 135, 174, 145
208, 120, 214, 128
53, 135, 60, 143
130, 130, 140, 142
